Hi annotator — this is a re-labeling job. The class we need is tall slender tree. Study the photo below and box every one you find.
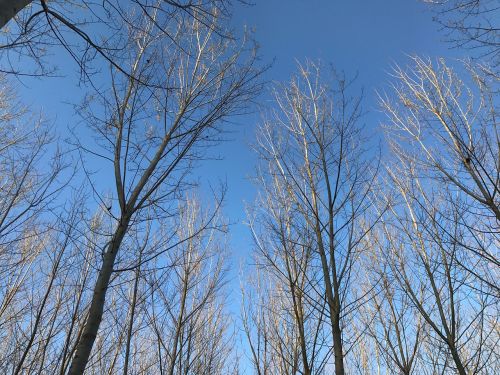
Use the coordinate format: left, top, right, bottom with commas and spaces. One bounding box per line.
66, 4, 260, 372
251, 61, 378, 375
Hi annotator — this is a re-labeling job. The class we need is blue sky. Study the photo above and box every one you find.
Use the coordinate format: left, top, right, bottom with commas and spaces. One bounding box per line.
14, 1, 460, 268
0, 2, 495, 373
16, 0, 462, 305
12, 0, 462, 367
209, 0, 461, 275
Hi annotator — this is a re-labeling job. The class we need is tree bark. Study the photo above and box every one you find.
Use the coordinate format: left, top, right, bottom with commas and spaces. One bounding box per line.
450, 344, 467, 375
332, 310, 345, 375
123, 261, 140, 375
0, 0, 31, 29
67, 219, 129, 375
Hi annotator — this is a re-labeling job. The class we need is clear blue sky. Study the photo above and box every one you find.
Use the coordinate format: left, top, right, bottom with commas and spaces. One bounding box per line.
14, 0, 461, 368
208, 0, 460, 277
15, 1, 459, 268
18, 0, 459, 310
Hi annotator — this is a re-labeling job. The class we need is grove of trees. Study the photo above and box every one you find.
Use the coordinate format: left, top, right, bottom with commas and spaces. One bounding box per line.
0, 1, 497, 374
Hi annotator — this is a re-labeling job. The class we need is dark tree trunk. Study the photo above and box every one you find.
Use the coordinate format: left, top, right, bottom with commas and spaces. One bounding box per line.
0, 0, 31, 29
68, 219, 128, 375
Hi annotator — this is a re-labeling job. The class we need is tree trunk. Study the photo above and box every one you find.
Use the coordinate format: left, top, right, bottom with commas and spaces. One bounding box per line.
123, 264, 140, 375
450, 344, 467, 375
332, 311, 345, 375
68, 219, 128, 375
0, 0, 31, 29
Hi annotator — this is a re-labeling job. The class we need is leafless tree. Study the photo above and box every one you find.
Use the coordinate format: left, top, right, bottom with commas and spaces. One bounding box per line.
241, 251, 329, 375
62, 4, 260, 373
243, 140, 336, 374
2, 206, 98, 374
249, 60, 378, 375
0, 191, 238, 374
423, 0, 499, 63
0, 1, 234, 78
1, 1, 259, 373
360, 235, 426, 375
376, 159, 499, 374
85, 197, 237, 375
148, 199, 234, 375
375, 56, 500, 374
0, 73, 76, 374
380, 56, 499, 291
0, 74, 68, 244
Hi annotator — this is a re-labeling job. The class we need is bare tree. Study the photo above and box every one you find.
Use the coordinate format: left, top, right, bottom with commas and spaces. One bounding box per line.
377, 159, 499, 374
0, 171, 98, 374
377, 57, 500, 374
0, 1, 233, 77
0, 74, 68, 244
250, 60, 378, 375
241, 256, 329, 375
423, 0, 499, 63
82, 196, 236, 374
0, 191, 238, 374
145, 198, 234, 375
361, 237, 425, 375
0, 74, 77, 374
0, 2, 259, 374
243, 150, 332, 374
380, 56, 499, 291
62, 4, 260, 373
